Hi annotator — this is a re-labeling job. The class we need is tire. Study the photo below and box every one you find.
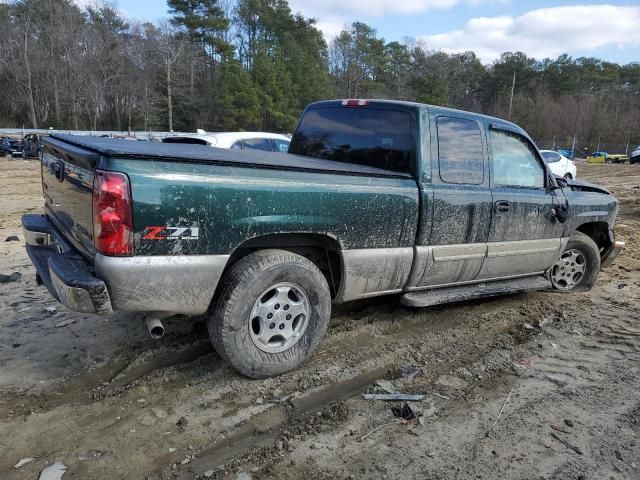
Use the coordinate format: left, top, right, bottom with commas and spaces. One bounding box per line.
550, 232, 600, 292
563, 173, 573, 180
208, 249, 331, 379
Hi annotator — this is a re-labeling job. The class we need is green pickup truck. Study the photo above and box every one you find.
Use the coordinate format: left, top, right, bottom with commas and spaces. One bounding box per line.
23, 99, 625, 378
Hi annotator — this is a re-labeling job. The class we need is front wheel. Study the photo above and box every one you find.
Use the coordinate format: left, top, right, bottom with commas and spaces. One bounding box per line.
563, 173, 573, 180
208, 249, 331, 378
550, 232, 600, 292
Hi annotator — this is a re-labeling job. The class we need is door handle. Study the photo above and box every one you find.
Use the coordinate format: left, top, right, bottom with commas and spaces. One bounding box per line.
495, 200, 510, 213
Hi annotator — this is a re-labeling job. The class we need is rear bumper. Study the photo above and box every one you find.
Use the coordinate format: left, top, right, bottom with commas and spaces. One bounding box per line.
22, 214, 112, 314
22, 213, 229, 316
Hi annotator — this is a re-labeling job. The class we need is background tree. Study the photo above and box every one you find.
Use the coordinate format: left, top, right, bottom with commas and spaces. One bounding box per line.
0, 0, 637, 151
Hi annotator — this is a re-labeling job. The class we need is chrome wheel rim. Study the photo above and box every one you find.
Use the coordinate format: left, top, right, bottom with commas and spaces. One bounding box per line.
249, 282, 310, 353
551, 249, 587, 290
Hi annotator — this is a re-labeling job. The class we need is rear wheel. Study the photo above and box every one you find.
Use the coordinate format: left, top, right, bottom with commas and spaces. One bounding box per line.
208, 249, 331, 378
563, 173, 573, 179
550, 232, 600, 292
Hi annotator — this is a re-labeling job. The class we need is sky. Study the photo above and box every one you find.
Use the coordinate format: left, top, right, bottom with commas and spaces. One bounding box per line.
110, 0, 640, 64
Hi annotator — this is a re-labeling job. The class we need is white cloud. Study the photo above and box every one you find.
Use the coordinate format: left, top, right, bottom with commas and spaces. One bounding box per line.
289, 0, 507, 38
418, 5, 640, 63
290, 0, 460, 17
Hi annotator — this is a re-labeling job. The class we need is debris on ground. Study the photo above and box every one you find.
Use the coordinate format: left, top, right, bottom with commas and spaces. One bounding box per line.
550, 424, 571, 433
489, 388, 514, 430
430, 392, 450, 400
550, 432, 583, 455
375, 379, 398, 394
0, 272, 21, 283
55, 319, 76, 328
363, 393, 425, 401
39, 461, 67, 480
391, 402, 416, 421
514, 358, 534, 367
13, 457, 34, 468
176, 416, 188, 429
44, 306, 57, 314
401, 366, 420, 380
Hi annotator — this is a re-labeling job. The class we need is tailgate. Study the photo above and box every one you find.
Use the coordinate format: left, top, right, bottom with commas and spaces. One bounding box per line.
41, 136, 98, 258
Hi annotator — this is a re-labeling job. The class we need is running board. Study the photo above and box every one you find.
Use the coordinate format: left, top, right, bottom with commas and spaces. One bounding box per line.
400, 276, 551, 308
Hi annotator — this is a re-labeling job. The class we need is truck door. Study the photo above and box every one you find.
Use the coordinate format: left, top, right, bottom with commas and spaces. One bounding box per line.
478, 123, 565, 279
407, 111, 492, 288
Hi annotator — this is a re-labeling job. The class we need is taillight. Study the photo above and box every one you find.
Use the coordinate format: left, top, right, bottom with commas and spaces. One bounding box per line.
341, 99, 370, 107
93, 170, 133, 256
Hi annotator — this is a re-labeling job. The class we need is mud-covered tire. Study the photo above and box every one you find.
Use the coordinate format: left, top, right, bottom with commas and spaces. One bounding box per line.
208, 249, 331, 379
550, 231, 600, 292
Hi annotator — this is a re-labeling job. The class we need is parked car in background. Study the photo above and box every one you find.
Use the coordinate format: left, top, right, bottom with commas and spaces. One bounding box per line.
587, 151, 629, 164
22, 133, 43, 159
556, 148, 574, 159
587, 151, 608, 164
540, 150, 577, 179
630, 145, 640, 164
1, 136, 24, 157
162, 131, 291, 153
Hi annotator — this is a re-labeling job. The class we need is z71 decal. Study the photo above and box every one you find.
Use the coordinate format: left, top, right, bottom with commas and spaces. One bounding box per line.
143, 226, 200, 240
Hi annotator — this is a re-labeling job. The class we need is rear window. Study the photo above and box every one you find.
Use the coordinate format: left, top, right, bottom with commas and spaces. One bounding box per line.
289, 107, 413, 173
243, 138, 273, 152
541, 151, 561, 163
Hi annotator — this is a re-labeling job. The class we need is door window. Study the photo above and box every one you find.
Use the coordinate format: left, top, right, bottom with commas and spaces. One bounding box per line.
436, 116, 484, 185
490, 130, 545, 189
243, 138, 274, 151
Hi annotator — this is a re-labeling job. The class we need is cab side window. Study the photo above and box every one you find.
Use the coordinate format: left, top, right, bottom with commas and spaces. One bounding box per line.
490, 129, 544, 189
437, 116, 484, 185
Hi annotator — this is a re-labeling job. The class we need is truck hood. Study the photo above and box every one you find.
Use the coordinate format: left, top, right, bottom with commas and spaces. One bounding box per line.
562, 177, 611, 195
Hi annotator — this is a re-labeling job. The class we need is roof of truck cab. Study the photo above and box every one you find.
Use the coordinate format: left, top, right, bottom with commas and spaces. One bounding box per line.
306, 99, 527, 134
45, 134, 412, 179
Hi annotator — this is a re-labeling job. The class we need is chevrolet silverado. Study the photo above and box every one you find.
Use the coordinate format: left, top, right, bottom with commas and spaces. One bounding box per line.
22, 99, 625, 378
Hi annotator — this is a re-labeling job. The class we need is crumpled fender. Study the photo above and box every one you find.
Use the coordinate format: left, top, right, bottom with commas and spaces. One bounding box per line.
561, 176, 611, 195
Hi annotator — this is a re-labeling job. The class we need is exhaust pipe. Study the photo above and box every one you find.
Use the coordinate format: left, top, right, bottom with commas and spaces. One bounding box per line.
145, 316, 165, 339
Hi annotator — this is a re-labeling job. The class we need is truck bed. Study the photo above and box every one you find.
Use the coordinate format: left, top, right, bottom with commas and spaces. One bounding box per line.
49, 134, 413, 179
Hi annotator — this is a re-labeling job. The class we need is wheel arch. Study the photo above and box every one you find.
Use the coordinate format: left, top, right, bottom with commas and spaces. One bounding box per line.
575, 221, 612, 254
213, 233, 344, 305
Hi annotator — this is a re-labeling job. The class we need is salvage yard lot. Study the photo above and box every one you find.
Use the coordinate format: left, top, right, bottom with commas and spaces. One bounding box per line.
1, 158, 639, 480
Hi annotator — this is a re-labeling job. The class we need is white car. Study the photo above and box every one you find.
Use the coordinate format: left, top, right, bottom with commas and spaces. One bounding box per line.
540, 150, 577, 179
162, 131, 291, 153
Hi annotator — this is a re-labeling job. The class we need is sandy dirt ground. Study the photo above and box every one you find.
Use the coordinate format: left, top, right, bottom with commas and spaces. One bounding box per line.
0, 157, 639, 480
